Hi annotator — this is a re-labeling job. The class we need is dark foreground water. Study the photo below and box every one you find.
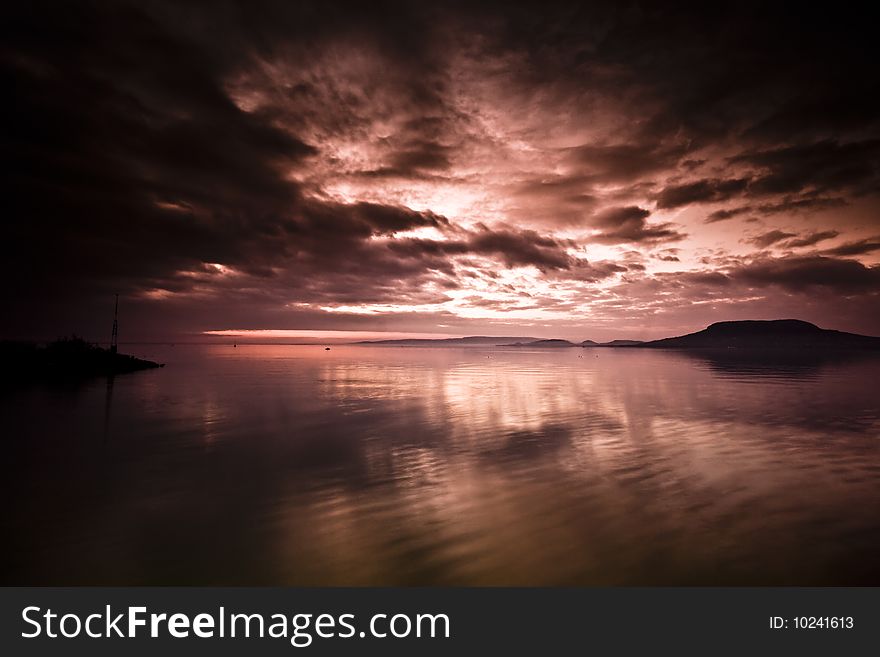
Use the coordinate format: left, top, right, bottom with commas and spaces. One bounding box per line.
3, 345, 880, 585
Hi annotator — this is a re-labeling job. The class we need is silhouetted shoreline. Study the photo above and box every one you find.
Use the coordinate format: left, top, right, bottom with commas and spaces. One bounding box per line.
1, 337, 163, 383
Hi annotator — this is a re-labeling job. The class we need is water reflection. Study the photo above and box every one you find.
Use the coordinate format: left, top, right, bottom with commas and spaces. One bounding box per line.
677, 347, 880, 379
102, 374, 114, 445
2, 345, 879, 585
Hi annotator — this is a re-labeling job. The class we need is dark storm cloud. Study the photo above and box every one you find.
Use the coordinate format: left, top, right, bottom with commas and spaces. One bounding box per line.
590, 207, 684, 244
548, 259, 629, 283
388, 140, 453, 173
732, 256, 880, 294
705, 207, 751, 224
564, 143, 686, 183
783, 231, 840, 249
308, 201, 449, 236
357, 139, 454, 180
732, 139, 880, 197
467, 228, 572, 270
604, 4, 878, 147
746, 230, 797, 249
513, 175, 597, 203
4, 3, 308, 308
822, 238, 880, 257
0, 0, 463, 336
660, 139, 879, 210
655, 179, 750, 209
385, 226, 574, 272
705, 197, 847, 223
753, 197, 848, 216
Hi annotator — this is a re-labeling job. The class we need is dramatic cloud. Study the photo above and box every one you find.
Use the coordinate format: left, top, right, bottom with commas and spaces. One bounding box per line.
731, 140, 880, 197
2, 1, 879, 341
732, 256, 880, 294
822, 238, 880, 257
590, 207, 684, 244
784, 231, 840, 249
747, 231, 797, 249
656, 179, 750, 210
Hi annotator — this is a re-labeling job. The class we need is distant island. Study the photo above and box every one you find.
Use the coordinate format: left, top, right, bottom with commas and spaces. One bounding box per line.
353, 320, 880, 350
355, 336, 542, 346
2, 337, 164, 382
638, 319, 880, 350
500, 339, 575, 347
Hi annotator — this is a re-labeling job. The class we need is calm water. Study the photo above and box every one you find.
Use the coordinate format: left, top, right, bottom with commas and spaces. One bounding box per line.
3, 345, 880, 585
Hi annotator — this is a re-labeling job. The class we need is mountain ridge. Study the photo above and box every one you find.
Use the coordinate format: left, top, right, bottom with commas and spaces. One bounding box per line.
352, 320, 880, 349
500, 339, 576, 347
354, 335, 541, 346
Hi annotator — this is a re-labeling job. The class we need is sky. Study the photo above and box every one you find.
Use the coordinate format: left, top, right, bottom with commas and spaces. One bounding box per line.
3, 1, 879, 342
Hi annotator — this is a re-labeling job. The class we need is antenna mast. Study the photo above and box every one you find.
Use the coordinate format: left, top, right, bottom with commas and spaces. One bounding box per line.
110, 294, 119, 354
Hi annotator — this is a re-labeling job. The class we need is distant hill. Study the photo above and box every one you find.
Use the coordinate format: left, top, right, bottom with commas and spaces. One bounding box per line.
642, 320, 880, 349
355, 336, 540, 346
352, 320, 880, 350
501, 339, 576, 348
580, 339, 644, 347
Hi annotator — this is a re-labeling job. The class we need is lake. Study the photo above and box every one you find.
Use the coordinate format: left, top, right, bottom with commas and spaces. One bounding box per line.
3, 344, 880, 585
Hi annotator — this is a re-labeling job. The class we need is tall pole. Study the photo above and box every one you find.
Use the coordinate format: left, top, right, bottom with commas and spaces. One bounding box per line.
110, 294, 119, 354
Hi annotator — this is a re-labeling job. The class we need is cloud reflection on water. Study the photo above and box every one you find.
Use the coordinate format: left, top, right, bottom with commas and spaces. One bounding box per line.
2, 345, 879, 585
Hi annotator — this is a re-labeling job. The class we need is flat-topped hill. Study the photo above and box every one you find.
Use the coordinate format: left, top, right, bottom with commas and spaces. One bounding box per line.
642, 319, 880, 349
